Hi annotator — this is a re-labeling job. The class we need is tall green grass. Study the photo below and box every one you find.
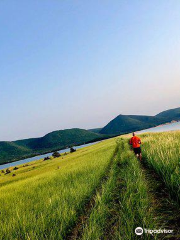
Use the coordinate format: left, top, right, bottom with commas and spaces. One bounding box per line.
141, 131, 180, 203
81, 140, 157, 240
113, 141, 157, 240
1, 132, 179, 239
0, 139, 116, 240
81, 140, 120, 240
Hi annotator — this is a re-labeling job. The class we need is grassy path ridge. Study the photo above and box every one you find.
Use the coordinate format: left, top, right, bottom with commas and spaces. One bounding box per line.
80, 140, 121, 240
67, 142, 119, 239
79, 140, 157, 240
109, 141, 157, 240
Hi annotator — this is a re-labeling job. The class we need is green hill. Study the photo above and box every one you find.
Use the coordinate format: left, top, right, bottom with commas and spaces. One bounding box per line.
100, 107, 180, 135
156, 107, 180, 120
0, 129, 105, 164
0, 142, 31, 163
88, 128, 102, 133
1, 107, 179, 165
100, 115, 167, 135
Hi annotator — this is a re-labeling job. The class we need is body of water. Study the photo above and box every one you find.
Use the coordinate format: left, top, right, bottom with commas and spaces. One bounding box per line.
0, 141, 101, 170
138, 121, 180, 134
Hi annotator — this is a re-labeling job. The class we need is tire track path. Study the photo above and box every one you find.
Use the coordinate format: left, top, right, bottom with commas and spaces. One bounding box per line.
66, 144, 119, 240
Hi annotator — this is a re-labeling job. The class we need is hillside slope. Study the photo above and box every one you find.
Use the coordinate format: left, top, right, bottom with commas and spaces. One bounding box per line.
1, 107, 179, 164
0, 129, 105, 164
100, 107, 180, 135
156, 107, 180, 120
100, 115, 167, 135
88, 128, 102, 133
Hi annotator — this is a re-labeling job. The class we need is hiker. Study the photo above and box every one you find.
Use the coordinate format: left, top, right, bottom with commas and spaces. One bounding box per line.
129, 132, 142, 161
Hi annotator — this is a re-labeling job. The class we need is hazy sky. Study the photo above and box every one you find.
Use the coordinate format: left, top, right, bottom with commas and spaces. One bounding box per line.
0, 1, 180, 141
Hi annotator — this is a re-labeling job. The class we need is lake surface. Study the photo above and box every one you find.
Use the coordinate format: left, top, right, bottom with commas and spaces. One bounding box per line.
0, 141, 101, 170
138, 121, 180, 134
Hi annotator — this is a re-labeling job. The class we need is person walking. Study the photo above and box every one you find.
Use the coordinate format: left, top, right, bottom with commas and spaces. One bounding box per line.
129, 132, 142, 161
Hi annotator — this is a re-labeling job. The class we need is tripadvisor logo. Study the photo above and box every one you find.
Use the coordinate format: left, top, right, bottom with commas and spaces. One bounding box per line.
135, 227, 173, 235
135, 227, 143, 235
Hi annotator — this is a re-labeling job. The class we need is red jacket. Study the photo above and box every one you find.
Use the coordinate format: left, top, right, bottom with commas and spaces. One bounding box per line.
130, 136, 141, 148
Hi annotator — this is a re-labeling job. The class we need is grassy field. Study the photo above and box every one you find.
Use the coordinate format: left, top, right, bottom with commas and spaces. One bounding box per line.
81, 140, 157, 240
0, 131, 180, 239
141, 131, 180, 203
0, 139, 117, 240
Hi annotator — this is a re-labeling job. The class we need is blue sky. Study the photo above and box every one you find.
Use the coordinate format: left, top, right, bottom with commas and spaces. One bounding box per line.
0, 1, 180, 141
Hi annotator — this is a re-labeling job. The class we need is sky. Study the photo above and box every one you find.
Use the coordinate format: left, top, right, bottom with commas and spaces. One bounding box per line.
0, 0, 180, 141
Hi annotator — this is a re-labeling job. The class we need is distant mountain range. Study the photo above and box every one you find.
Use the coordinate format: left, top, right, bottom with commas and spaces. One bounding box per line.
0, 107, 180, 165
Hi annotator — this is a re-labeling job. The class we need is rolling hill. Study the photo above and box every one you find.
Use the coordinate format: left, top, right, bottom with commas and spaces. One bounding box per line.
99, 115, 166, 135
100, 107, 180, 135
0, 129, 105, 164
156, 107, 180, 120
88, 128, 102, 133
1, 106, 179, 165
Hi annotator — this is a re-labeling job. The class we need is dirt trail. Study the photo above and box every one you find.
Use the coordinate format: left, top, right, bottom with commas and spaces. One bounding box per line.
141, 159, 180, 240
66, 145, 119, 240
